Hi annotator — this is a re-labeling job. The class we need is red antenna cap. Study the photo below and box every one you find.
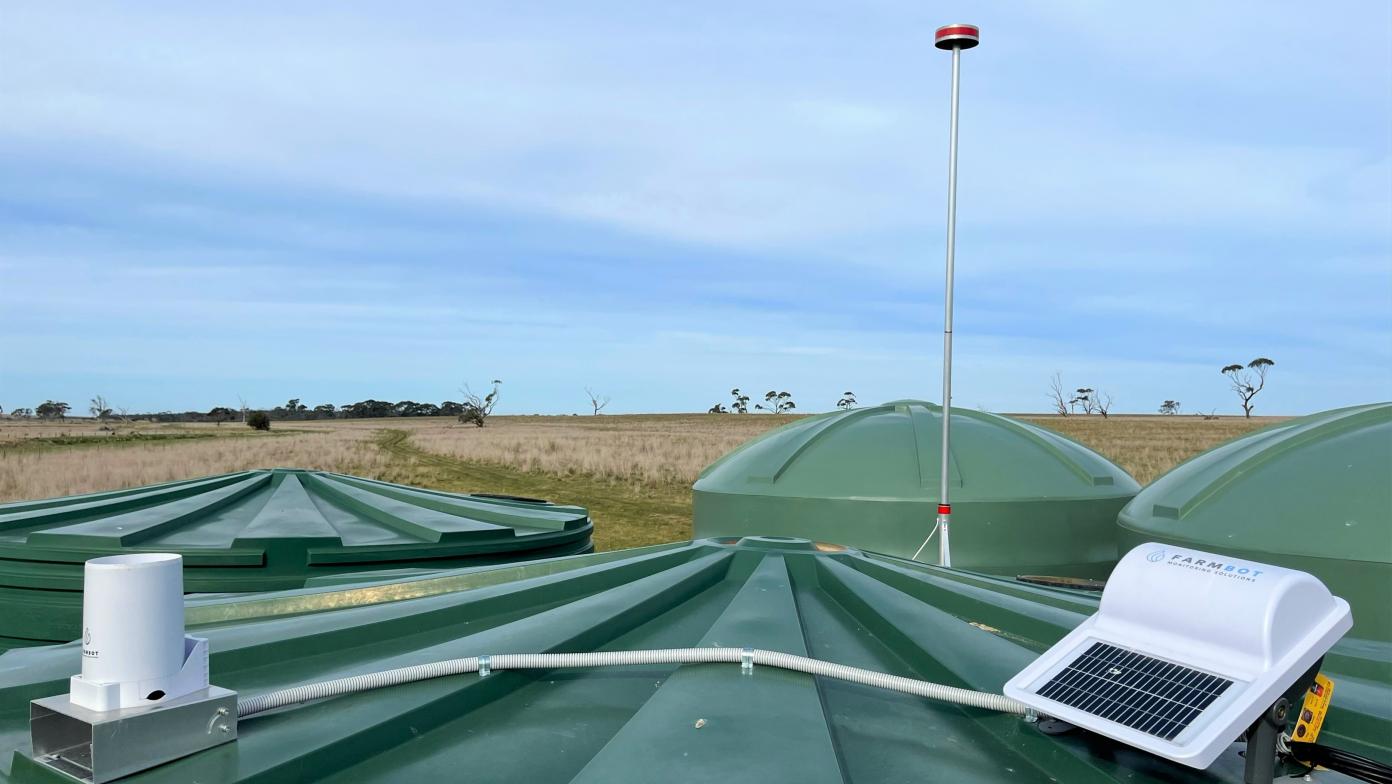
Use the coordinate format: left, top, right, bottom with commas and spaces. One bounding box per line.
934, 23, 979, 51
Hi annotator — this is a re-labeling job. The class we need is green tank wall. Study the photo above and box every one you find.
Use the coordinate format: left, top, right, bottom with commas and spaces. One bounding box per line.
0, 537, 1384, 782
0, 468, 593, 649
1118, 403, 1392, 642
693, 401, 1139, 577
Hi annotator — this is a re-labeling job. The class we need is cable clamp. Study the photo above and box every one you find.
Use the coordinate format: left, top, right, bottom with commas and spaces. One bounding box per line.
741, 648, 754, 674
478, 655, 491, 678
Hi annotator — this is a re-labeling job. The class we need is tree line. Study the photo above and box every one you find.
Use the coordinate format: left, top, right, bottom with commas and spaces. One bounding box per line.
2, 358, 1279, 427
3, 399, 475, 423
4, 387, 504, 428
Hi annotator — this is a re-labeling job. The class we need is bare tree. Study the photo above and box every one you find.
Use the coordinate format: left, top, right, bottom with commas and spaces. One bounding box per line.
1095, 390, 1114, 418
584, 387, 611, 415
1159, 400, 1181, 415
836, 391, 857, 410
459, 380, 502, 427
89, 395, 112, 422
1220, 358, 1275, 418
1048, 373, 1070, 416
237, 394, 249, 424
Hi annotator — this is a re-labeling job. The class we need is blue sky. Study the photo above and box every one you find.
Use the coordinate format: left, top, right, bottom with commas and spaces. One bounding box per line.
1, 2, 1389, 416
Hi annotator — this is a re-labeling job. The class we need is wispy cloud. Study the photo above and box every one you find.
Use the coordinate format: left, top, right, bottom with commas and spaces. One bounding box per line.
0, 1, 1387, 415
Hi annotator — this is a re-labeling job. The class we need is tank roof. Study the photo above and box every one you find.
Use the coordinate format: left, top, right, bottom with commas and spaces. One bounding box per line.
1118, 403, 1392, 641
693, 402, 1138, 576
697, 400, 1139, 501
1119, 404, 1391, 561
0, 537, 1382, 781
0, 468, 592, 648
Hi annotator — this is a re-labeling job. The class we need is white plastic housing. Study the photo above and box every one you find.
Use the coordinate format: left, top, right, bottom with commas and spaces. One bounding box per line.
1005, 542, 1351, 769
69, 553, 209, 712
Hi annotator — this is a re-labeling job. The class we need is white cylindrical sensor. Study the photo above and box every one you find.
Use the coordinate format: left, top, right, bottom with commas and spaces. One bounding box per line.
80, 553, 186, 686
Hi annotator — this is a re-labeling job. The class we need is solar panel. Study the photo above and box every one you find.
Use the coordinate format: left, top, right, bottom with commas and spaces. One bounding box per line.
1035, 642, 1232, 741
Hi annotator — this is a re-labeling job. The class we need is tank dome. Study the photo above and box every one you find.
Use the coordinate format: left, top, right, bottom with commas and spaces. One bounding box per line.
0, 468, 592, 649
1118, 403, 1392, 641
693, 400, 1139, 577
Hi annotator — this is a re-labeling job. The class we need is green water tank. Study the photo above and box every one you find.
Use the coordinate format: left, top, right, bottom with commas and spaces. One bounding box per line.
692, 400, 1139, 577
0, 536, 1383, 781
0, 468, 592, 648
1118, 402, 1392, 642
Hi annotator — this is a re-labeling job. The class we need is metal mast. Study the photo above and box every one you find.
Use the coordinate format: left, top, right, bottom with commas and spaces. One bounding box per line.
932, 23, 978, 568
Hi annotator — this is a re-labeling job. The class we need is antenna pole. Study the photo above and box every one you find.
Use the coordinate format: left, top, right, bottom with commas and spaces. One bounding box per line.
932, 23, 978, 568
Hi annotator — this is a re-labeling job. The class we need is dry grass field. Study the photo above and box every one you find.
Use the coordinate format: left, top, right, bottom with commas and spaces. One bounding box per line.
0, 411, 1280, 550
0, 424, 388, 503
404, 414, 801, 486
1013, 414, 1281, 485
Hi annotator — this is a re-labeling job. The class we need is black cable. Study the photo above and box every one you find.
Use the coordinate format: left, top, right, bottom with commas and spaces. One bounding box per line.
1287, 741, 1392, 784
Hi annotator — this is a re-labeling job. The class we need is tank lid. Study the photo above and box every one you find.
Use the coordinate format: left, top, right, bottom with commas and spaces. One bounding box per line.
695, 400, 1137, 501
1119, 403, 1392, 563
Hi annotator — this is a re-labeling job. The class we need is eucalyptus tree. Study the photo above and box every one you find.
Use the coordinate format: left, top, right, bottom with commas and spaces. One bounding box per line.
1220, 358, 1275, 418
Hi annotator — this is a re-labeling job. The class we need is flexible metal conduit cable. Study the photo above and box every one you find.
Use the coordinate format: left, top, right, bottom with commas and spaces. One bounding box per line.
236, 647, 1028, 718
